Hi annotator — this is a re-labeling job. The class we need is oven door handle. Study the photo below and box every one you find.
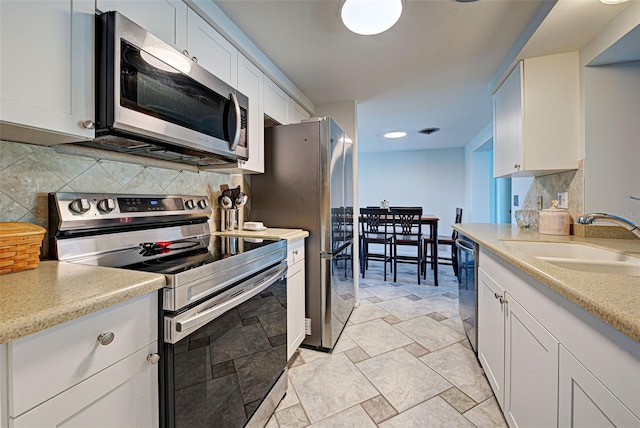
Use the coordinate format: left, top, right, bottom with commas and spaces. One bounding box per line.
174, 264, 287, 335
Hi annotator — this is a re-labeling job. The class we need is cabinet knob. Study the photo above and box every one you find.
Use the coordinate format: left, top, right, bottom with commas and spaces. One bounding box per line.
182, 49, 190, 57
147, 353, 161, 364
192, 56, 198, 64
81, 120, 95, 129
514, 163, 521, 170
97, 332, 115, 346
293, 250, 298, 255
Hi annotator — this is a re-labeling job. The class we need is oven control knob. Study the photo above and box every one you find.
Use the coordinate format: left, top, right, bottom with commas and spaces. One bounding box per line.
69, 198, 90, 214
97, 198, 116, 213
185, 199, 196, 210
198, 199, 209, 209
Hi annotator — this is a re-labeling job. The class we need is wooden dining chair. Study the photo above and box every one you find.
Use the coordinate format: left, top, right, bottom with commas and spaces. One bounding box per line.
424, 207, 462, 277
390, 207, 424, 284
359, 207, 393, 280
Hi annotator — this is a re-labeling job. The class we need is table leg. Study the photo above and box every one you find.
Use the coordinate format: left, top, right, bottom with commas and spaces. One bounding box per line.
433, 221, 438, 286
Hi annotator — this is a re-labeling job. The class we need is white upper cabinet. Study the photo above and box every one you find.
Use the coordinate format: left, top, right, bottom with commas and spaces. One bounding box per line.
186, 8, 237, 88
493, 51, 579, 178
95, 0, 187, 51
264, 77, 291, 125
216, 53, 265, 174
290, 99, 311, 124
0, 0, 95, 144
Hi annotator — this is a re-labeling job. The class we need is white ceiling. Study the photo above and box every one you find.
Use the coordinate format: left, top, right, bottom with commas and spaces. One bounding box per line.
213, 0, 630, 153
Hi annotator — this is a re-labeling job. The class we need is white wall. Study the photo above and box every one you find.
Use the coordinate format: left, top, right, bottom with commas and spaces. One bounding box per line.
583, 61, 640, 223
471, 149, 493, 222
358, 148, 465, 236
463, 123, 493, 222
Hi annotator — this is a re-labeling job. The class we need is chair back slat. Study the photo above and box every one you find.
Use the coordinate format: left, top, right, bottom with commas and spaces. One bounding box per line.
360, 207, 391, 235
389, 207, 423, 238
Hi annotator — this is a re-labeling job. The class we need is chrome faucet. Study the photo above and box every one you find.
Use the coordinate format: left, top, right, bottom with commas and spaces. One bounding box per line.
577, 213, 640, 239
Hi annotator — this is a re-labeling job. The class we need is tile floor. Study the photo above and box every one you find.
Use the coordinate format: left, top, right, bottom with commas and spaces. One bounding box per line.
266, 262, 508, 428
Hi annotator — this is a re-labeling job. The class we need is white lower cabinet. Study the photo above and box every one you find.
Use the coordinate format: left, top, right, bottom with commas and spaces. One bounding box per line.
12, 343, 158, 428
287, 238, 306, 361
478, 248, 640, 427
4, 293, 158, 427
504, 295, 558, 427
559, 346, 640, 427
478, 268, 558, 427
477, 269, 506, 407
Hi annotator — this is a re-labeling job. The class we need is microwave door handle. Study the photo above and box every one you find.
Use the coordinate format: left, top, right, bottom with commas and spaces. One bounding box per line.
229, 92, 241, 151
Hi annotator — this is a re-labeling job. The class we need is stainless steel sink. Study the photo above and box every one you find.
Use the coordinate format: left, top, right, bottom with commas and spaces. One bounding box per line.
501, 240, 640, 276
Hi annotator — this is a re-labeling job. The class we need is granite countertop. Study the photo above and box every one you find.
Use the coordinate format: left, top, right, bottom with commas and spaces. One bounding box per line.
0, 261, 166, 344
454, 223, 640, 343
216, 228, 309, 242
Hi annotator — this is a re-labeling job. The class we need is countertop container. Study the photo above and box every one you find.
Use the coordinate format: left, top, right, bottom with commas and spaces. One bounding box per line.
0, 222, 46, 274
538, 201, 570, 235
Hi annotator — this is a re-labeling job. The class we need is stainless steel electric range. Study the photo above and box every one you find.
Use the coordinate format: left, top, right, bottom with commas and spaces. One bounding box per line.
49, 192, 288, 428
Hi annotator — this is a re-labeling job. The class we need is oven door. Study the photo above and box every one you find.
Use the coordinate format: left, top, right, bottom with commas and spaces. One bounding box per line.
96, 11, 248, 160
162, 261, 287, 428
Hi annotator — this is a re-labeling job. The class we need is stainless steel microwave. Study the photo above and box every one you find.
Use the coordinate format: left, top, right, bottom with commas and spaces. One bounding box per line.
81, 11, 248, 167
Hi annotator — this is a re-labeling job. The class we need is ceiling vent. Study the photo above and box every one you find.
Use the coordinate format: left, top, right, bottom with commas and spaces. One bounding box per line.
418, 127, 440, 135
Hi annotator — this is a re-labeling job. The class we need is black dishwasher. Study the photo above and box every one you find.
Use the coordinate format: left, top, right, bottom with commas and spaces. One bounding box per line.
456, 234, 478, 353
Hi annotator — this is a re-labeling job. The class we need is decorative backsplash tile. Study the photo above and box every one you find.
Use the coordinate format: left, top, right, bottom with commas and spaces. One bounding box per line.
0, 140, 243, 256
520, 160, 585, 223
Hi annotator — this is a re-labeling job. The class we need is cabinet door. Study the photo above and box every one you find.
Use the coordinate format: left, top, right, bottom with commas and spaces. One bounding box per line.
290, 99, 311, 124
96, 0, 187, 51
11, 343, 159, 428
187, 8, 237, 87
477, 269, 506, 409
504, 294, 559, 428
264, 77, 290, 125
0, 0, 94, 142
559, 346, 640, 427
493, 61, 523, 178
287, 259, 306, 361
237, 54, 264, 173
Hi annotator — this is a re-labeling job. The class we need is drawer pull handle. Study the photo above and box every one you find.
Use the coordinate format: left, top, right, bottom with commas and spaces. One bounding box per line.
147, 353, 161, 364
97, 332, 115, 346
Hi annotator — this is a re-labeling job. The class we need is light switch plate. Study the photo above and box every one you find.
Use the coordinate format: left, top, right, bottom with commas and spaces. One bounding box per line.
558, 192, 568, 209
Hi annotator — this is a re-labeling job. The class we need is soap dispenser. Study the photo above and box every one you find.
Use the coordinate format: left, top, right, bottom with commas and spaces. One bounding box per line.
538, 200, 571, 235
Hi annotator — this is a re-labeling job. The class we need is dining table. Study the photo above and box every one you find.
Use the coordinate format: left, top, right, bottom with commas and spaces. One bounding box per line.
358, 210, 440, 286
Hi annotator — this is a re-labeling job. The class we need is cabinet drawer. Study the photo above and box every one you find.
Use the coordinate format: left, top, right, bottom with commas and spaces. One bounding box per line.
8, 293, 157, 417
287, 239, 305, 266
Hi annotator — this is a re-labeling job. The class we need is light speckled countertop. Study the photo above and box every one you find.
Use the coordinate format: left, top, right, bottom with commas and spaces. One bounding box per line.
216, 228, 309, 242
0, 261, 165, 344
454, 223, 640, 343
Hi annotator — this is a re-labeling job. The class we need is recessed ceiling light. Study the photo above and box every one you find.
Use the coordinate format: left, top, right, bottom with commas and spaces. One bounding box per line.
600, 0, 629, 4
341, 0, 403, 36
383, 131, 407, 139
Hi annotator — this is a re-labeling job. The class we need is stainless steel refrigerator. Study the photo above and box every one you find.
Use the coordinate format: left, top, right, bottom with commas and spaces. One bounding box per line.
251, 117, 354, 351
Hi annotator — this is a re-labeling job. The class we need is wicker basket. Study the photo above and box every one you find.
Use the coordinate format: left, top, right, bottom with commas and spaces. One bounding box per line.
0, 222, 46, 274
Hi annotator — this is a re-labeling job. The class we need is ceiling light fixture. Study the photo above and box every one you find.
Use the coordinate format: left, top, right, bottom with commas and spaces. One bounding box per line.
341, 0, 403, 36
383, 131, 406, 139
600, 0, 629, 4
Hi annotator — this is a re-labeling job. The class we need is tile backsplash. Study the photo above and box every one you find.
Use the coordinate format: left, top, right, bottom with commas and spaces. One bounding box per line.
520, 160, 585, 223
0, 140, 242, 256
